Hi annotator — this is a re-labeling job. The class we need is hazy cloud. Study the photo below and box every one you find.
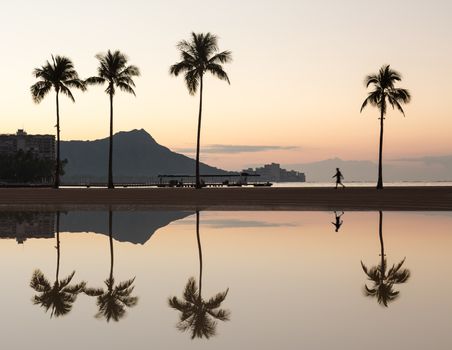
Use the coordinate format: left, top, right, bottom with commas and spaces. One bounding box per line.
175, 218, 297, 228
176, 144, 299, 154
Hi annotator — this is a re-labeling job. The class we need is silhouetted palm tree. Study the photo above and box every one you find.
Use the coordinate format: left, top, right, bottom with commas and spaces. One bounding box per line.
361, 211, 410, 307
168, 211, 230, 339
86, 51, 140, 189
31, 56, 85, 188
84, 210, 138, 321
170, 33, 232, 188
30, 211, 86, 317
360, 65, 411, 189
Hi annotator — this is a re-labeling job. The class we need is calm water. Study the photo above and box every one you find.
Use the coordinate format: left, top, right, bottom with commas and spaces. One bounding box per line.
273, 181, 452, 187
0, 210, 451, 349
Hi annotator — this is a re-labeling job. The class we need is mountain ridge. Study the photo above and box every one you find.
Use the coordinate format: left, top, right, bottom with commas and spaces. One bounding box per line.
61, 129, 229, 181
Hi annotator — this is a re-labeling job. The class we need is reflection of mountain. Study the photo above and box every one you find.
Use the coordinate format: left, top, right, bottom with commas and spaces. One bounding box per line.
60, 211, 193, 244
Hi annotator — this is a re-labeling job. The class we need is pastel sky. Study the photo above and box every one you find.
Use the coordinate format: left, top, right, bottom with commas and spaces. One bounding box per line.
0, 0, 451, 170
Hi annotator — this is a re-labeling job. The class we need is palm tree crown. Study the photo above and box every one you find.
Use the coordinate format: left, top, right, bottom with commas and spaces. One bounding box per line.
360, 65, 411, 116
86, 50, 140, 95
31, 55, 85, 103
170, 32, 232, 94
168, 277, 230, 339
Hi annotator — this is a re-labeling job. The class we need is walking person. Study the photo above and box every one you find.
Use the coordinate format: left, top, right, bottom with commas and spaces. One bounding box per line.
333, 168, 345, 189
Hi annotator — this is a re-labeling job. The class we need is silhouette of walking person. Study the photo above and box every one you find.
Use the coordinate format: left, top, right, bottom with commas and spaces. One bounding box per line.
333, 168, 345, 189
331, 211, 344, 232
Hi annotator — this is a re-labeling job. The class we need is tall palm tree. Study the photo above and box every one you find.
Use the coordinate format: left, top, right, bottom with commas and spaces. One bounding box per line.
168, 211, 230, 339
30, 211, 86, 317
170, 33, 232, 188
84, 210, 138, 321
360, 211, 411, 307
31, 56, 86, 188
360, 65, 411, 189
86, 51, 140, 189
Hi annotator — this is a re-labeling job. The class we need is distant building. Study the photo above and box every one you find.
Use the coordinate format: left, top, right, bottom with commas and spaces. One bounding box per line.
0, 129, 55, 160
243, 163, 306, 182
0, 212, 55, 244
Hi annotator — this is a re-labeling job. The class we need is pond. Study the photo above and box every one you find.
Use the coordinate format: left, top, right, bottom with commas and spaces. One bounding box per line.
0, 210, 450, 349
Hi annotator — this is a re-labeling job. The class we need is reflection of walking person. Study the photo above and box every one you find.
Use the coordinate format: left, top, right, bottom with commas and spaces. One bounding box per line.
333, 168, 345, 189
331, 211, 344, 232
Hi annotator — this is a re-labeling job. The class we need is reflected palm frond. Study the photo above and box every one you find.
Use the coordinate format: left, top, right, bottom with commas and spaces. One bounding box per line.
85, 276, 138, 322
30, 269, 85, 317
361, 258, 410, 307
169, 277, 229, 339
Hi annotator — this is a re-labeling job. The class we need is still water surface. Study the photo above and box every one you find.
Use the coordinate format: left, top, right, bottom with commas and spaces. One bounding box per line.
0, 210, 451, 349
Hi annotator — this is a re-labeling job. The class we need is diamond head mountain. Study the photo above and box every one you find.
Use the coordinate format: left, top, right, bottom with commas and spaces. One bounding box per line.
61, 129, 227, 182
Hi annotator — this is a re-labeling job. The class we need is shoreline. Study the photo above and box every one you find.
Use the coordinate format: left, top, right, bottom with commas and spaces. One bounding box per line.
0, 187, 451, 211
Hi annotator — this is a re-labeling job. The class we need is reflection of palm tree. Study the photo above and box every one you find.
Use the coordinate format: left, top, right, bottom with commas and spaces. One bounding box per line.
170, 33, 232, 188
169, 211, 230, 339
361, 211, 410, 307
30, 211, 85, 317
85, 211, 138, 322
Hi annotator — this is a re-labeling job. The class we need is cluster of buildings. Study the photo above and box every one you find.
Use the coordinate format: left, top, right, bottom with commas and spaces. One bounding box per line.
243, 163, 305, 182
0, 129, 55, 160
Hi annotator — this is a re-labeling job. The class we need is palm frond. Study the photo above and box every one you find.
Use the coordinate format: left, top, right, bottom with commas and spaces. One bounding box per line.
59, 85, 75, 102
85, 76, 106, 85
30, 81, 52, 103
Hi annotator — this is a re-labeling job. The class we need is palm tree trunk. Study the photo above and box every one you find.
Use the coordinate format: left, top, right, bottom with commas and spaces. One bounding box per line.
108, 91, 114, 189
196, 211, 203, 297
195, 75, 204, 189
54, 91, 60, 189
377, 108, 384, 189
378, 211, 385, 269
109, 210, 114, 281
55, 211, 60, 282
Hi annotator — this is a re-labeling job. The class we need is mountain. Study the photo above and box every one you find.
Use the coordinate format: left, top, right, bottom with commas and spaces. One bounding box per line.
61, 129, 228, 182
285, 156, 452, 182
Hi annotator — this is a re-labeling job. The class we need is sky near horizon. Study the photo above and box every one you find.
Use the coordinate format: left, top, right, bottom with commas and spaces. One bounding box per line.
0, 0, 451, 170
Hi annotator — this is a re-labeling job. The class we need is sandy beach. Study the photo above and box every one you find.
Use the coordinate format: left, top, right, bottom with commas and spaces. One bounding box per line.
0, 186, 451, 211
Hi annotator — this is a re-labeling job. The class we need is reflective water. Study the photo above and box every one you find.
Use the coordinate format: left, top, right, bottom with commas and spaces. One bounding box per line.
0, 210, 451, 349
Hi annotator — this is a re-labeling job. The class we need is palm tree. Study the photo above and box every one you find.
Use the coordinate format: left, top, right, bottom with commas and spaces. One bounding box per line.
360, 211, 411, 307
168, 211, 230, 339
31, 56, 86, 188
360, 65, 411, 189
86, 51, 140, 189
170, 33, 232, 188
84, 210, 138, 321
30, 211, 86, 317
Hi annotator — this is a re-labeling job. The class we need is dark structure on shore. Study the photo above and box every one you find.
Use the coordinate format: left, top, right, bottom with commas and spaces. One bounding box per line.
243, 163, 305, 182
0, 129, 55, 160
